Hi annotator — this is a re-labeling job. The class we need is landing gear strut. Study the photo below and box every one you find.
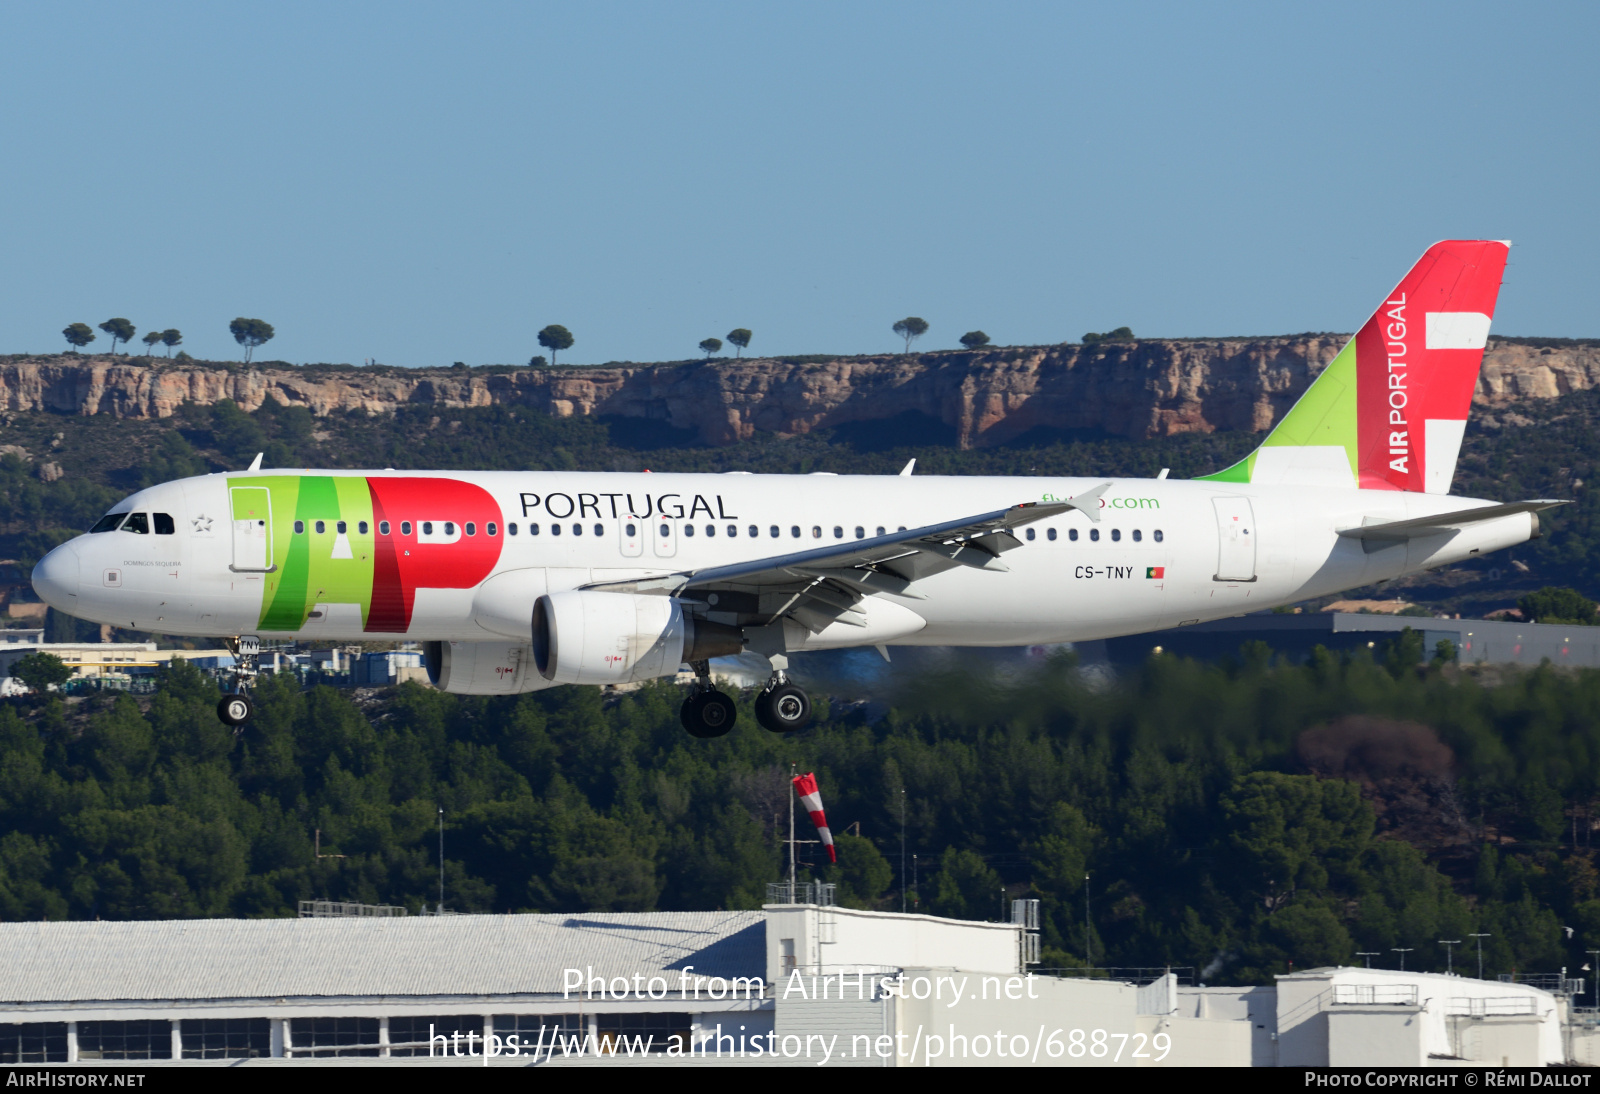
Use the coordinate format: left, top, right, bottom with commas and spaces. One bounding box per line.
217, 635, 260, 728
680, 660, 737, 739
754, 658, 811, 734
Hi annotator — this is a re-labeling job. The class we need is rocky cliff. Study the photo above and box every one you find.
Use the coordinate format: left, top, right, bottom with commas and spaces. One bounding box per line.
3, 338, 1596, 448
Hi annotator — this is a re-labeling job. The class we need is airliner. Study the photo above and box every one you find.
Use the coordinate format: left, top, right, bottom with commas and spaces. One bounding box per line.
31, 241, 1558, 735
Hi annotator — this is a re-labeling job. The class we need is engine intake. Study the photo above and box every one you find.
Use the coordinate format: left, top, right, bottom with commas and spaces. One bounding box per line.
533, 590, 741, 685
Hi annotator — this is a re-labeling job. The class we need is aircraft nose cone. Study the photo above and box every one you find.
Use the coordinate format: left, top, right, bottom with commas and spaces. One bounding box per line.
31, 543, 80, 611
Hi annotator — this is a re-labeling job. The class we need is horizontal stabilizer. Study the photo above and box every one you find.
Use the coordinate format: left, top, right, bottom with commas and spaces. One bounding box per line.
1337, 499, 1567, 548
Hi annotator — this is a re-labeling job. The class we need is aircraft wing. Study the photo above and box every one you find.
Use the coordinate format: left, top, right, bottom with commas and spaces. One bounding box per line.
585, 500, 1071, 632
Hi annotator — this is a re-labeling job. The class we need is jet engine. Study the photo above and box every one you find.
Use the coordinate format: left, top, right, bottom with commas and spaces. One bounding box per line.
533, 590, 742, 685
423, 640, 555, 695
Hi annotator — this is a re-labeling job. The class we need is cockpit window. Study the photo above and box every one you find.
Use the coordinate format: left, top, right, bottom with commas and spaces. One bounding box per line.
120, 513, 150, 535
90, 513, 128, 533
153, 513, 175, 535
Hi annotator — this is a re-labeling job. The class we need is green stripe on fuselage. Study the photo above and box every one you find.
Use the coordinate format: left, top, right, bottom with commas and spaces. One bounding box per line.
253, 475, 377, 632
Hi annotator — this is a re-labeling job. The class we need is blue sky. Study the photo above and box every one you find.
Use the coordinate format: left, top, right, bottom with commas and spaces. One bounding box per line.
2, 1, 1595, 366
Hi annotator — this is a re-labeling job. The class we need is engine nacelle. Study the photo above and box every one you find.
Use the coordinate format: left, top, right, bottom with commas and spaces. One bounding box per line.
423, 640, 556, 695
533, 590, 742, 685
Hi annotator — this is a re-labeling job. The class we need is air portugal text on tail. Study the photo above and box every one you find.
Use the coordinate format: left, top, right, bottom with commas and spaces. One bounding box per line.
1202, 240, 1510, 493
30, 239, 1564, 736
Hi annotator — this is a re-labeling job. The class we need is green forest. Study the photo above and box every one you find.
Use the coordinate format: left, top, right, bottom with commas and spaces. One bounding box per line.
3, 650, 1600, 986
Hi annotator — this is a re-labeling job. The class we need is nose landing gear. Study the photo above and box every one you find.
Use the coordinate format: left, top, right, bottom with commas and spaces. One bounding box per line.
217, 636, 260, 728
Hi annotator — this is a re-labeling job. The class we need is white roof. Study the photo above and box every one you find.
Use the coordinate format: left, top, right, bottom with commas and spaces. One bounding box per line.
0, 912, 764, 1004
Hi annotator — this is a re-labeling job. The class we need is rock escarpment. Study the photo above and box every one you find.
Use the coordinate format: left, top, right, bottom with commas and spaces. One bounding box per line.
2, 338, 1595, 448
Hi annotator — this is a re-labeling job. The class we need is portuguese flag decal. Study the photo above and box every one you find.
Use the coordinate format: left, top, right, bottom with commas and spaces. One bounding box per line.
1146, 567, 1165, 579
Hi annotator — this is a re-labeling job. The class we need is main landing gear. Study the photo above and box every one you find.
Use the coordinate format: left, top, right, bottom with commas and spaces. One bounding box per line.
217, 636, 260, 728
680, 661, 737, 738
754, 671, 811, 734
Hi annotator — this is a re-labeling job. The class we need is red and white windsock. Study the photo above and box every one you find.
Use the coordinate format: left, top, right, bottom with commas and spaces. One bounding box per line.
792, 772, 836, 863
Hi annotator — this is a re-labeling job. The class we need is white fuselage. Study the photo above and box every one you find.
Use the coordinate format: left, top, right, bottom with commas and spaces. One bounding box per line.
31, 470, 1533, 649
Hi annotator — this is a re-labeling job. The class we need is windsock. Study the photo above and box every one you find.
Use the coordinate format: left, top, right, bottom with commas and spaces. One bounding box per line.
792, 772, 836, 863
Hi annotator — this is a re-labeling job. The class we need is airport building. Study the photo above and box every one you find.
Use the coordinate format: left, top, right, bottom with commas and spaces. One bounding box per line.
0, 895, 1585, 1067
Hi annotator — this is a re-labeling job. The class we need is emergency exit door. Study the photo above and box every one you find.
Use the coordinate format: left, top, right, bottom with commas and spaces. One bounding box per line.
1212, 497, 1257, 582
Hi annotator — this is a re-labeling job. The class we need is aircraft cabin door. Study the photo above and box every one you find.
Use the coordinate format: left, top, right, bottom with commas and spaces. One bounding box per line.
230, 487, 275, 572
1212, 497, 1257, 582
653, 516, 678, 559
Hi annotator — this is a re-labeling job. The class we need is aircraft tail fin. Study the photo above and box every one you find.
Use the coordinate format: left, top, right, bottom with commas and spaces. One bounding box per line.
1200, 240, 1510, 493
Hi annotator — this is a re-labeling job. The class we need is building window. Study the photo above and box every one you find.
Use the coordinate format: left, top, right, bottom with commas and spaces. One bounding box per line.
153, 513, 175, 535
780, 937, 797, 973
77, 1020, 173, 1061
389, 1016, 496, 1058
289, 1017, 380, 1058
0, 1023, 67, 1064
181, 1018, 269, 1060
490, 1015, 583, 1057
598, 1013, 694, 1055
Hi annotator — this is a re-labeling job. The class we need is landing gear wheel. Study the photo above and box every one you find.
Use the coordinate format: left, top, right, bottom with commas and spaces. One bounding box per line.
755, 683, 811, 733
681, 690, 737, 738
217, 693, 254, 727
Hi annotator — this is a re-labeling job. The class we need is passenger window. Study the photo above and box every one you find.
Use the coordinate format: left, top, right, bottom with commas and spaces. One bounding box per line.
1154, 529, 1164, 542
833, 526, 843, 539
315, 520, 326, 534
705, 525, 715, 537
380, 521, 391, 535
293, 519, 305, 535
465, 522, 476, 536
444, 521, 456, 536
90, 513, 126, 533
1090, 528, 1100, 542
552, 524, 562, 536
1111, 529, 1121, 542
659, 524, 669, 537
594, 523, 603, 536
876, 526, 885, 537
770, 526, 779, 538
1047, 528, 1057, 541
422, 521, 433, 535
791, 526, 801, 538
486, 522, 496, 536
1132, 529, 1142, 542
626, 523, 637, 537
153, 513, 175, 535
401, 521, 412, 535
530, 523, 540, 535
684, 525, 695, 537
572, 523, 582, 536
855, 526, 864, 539
507, 523, 517, 536
358, 521, 369, 535
1025, 527, 1035, 541
748, 525, 758, 538
1069, 528, 1079, 542
812, 526, 822, 539
728, 525, 738, 537
336, 520, 347, 534
898, 526, 906, 532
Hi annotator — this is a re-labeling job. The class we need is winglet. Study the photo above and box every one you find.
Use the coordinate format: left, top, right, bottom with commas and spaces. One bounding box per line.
247, 452, 263, 472
899, 459, 916, 477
